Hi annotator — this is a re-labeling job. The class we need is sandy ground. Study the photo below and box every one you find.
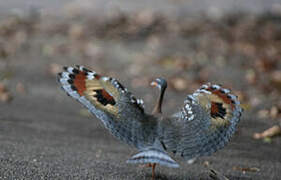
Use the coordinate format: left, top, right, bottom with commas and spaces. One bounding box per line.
0, 2, 281, 180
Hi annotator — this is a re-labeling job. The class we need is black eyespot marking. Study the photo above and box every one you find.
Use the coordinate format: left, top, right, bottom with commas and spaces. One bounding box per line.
72, 68, 80, 74
211, 102, 227, 119
115, 80, 126, 91
219, 89, 225, 94
67, 79, 73, 84
71, 85, 77, 91
94, 89, 116, 106
82, 67, 91, 72
69, 74, 75, 79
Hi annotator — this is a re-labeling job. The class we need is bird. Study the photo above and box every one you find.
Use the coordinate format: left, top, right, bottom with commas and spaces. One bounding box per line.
57, 65, 242, 180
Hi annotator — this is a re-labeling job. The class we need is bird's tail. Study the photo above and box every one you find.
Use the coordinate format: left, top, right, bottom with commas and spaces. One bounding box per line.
126, 148, 179, 168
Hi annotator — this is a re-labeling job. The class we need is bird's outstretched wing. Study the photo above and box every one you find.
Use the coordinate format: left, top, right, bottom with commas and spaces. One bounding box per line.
57, 65, 147, 146
161, 83, 242, 160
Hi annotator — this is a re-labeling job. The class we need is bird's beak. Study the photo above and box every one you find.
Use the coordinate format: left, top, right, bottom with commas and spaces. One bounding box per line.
150, 81, 158, 87
150, 80, 161, 89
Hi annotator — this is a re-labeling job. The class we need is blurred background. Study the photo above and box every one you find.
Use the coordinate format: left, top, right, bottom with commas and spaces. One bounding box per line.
0, 0, 280, 179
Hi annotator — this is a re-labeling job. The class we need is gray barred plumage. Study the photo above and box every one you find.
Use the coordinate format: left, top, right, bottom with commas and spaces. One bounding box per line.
57, 65, 242, 176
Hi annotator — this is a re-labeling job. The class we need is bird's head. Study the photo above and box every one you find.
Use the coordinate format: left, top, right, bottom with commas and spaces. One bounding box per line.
150, 78, 167, 114
150, 78, 167, 92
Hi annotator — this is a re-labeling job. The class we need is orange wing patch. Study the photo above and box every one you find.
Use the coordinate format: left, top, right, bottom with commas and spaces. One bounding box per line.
206, 87, 235, 110
196, 84, 236, 129
210, 102, 226, 119
73, 71, 87, 96
60, 66, 120, 116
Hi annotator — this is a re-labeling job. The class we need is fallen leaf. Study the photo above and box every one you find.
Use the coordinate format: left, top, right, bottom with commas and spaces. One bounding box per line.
0, 83, 12, 102
203, 161, 210, 167
233, 166, 260, 173
253, 125, 281, 139
0, 92, 12, 102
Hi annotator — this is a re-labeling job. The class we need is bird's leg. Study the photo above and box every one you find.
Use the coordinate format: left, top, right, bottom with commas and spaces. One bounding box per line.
139, 163, 157, 180
151, 163, 156, 180
152, 84, 165, 114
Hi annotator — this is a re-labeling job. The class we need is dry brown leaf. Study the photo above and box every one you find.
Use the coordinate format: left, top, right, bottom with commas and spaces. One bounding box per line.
0, 83, 12, 102
203, 161, 210, 167
233, 166, 260, 173
253, 125, 281, 139
0, 92, 12, 102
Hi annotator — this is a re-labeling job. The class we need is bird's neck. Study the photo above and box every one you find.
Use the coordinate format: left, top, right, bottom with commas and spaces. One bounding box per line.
152, 89, 165, 114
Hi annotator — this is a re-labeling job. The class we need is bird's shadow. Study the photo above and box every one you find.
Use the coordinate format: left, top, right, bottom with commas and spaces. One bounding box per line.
137, 172, 253, 180
138, 173, 198, 180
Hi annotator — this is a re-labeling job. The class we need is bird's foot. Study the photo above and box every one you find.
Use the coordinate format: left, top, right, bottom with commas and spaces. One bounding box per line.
138, 163, 154, 168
